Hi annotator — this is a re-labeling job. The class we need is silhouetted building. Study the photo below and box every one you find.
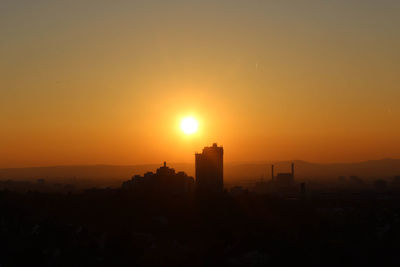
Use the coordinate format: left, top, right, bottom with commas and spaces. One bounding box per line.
195, 143, 224, 194
275, 163, 295, 187
254, 163, 297, 194
121, 162, 194, 195
392, 176, 400, 189
349, 175, 364, 186
300, 182, 306, 197
271, 164, 274, 181
373, 179, 388, 191
230, 186, 248, 196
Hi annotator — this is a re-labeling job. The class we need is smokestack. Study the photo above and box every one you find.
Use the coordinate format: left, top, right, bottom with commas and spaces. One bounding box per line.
291, 162, 294, 178
163, 161, 166, 167
271, 164, 274, 181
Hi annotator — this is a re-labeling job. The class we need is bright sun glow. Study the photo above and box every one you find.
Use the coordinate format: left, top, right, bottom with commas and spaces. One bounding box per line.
180, 117, 198, 135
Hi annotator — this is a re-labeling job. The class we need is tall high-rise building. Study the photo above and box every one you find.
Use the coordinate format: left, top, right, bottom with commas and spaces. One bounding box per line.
195, 143, 224, 194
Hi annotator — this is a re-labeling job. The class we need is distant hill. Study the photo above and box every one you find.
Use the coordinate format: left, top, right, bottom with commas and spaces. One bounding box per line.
0, 159, 399, 187
226, 159, 400, 183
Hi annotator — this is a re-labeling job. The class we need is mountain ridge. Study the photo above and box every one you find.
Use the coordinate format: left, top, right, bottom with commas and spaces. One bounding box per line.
1, 159, 399, 183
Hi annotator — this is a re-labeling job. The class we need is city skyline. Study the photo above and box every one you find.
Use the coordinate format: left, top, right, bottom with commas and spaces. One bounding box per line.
2, 2, 400, 266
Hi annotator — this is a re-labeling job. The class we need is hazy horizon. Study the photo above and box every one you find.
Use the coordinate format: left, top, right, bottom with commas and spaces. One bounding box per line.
1, 157, 400, 170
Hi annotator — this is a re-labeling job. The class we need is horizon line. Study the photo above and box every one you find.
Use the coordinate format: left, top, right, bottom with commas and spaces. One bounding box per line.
1, 158, 399, 170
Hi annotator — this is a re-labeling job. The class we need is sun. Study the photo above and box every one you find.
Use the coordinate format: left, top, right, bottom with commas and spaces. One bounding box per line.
180, 117, 198, 135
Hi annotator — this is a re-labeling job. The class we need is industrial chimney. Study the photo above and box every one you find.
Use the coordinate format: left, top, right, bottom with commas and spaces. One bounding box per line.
291, 163, 295, 178
271, 164, 274, 181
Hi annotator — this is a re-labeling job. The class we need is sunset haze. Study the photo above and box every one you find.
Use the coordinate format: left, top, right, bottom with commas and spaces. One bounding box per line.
1, 0, 400, 167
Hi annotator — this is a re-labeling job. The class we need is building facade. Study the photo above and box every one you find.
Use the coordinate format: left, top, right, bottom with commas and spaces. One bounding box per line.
195, 143, 224, 194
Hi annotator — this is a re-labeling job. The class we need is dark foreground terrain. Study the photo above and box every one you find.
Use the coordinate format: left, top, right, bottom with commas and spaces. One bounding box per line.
1, 190, 400, 266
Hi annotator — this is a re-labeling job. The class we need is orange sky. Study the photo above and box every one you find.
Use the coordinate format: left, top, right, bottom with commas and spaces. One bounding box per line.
1, 1, 400, 167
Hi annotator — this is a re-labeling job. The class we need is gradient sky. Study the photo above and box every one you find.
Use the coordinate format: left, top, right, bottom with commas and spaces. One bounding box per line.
1, 0, 400, 167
